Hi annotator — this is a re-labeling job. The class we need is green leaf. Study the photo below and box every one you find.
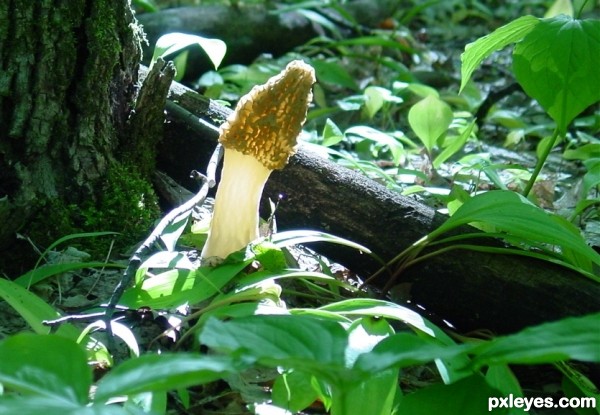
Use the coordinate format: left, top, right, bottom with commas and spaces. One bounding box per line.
0, 278, 79, 338
460, 15, 539, 92
434, 190, 600, 268
310, 59, 358, 90
362, 86, 402, 119
354, 333, 470, 374
159, 209, 192, 251
485, 365, 528, 415
408, 95, 453, 153
151, 33, 226, 70
583, 158, 600, 194
315, 299, 471, 383
0, 334, 91, 404
199, 315, 348, 382
270, 230, 373, 255
322, 118, 344, 147
470, 313, 600, 368
564, 143, 600, 160
345, 126, 404, 166
433, 119, 476, 169
332, 317, 398, 415
331, 368, 398, 415
272, 371, 319, 413
513, 16, 600, 133
95, 353, 245, 402
15, 261, 125, 288
396, 374, 507, 415
121, 260, 249, 309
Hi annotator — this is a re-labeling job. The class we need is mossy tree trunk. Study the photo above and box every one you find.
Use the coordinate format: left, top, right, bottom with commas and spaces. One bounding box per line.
0, 0, 157, 274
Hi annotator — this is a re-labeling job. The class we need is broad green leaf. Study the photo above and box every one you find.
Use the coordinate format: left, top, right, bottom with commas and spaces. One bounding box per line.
0, 397, 131, 415
396, 374, 507, 415
470, 313, 600, 368
317, 299, 471, 384
151, 33, 226, 70
331, 368, 398, 415
95, 354, 245, 402
433, 190, 600, 267
460, 15, 539, 92
513, 16, 600, 133
0, 334, 91, 404
485, 365, 528, 415
199, 315, 348, 383
310, 59, 358, 90
121, 260, 250, 309
0, 278, 79, 338
345, 317, 394, 368
333, 317, 398, 415
408, 95, 453, 153
272, 371, 319, 413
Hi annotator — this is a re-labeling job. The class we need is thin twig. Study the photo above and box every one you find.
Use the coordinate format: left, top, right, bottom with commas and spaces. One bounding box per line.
102, 144, 222, 348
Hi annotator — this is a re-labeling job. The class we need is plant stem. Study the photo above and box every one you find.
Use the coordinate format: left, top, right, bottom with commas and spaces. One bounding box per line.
522, 128, 561, 198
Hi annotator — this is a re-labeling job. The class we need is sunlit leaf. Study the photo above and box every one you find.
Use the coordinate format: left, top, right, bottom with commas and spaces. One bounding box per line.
460, 15, 539, 92
408, 95, 453, 153
95, 354, 246, 402
0, 334, 91, 404
470, 313, 600, 368
433, 190, 600, 268
199, 315, 348, 383
151, 32, 227, 70
513, 16, 600, 133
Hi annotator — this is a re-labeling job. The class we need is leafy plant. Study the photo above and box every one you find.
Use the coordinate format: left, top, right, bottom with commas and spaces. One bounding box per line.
460, 13, 600, 197
150, 33, 227, 81
1, 310, 598, 415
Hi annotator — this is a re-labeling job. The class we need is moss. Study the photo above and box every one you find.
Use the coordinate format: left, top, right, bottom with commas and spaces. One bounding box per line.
28, 163, 160, 259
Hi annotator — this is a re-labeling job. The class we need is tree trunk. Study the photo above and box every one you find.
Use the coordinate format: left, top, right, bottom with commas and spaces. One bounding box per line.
152, 70, 600, 334
0, 0, 158, 274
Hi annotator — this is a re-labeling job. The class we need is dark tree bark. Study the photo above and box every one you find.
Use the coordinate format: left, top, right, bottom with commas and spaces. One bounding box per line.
0, 1, 168, 274
152, 70, 600, 335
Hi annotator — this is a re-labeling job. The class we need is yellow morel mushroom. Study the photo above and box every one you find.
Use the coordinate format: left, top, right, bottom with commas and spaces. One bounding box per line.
201, 60, 316, 264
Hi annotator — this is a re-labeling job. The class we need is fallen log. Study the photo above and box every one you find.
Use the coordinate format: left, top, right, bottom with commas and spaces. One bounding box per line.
145, 67, 600, 335
135, 1, 400, 76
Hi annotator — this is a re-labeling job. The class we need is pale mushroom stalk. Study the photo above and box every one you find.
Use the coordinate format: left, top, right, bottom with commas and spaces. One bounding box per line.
201, 60, 316, 265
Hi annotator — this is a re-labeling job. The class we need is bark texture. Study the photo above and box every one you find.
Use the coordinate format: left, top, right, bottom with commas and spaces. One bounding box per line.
151, 70, 600, 334
0, 0, 144, 272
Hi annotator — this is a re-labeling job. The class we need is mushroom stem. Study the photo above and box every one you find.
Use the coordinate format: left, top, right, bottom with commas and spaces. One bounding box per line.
200, 149, 271, 262
200, 60, 315, 265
